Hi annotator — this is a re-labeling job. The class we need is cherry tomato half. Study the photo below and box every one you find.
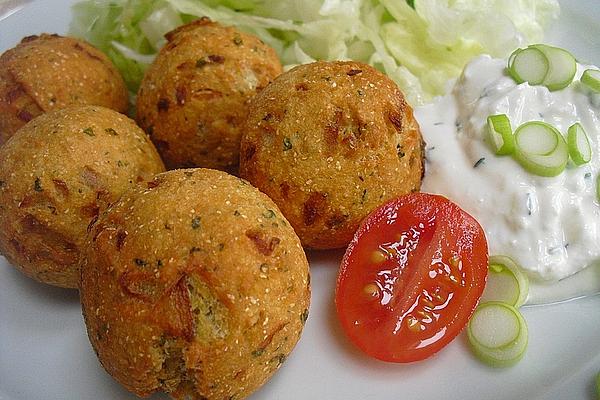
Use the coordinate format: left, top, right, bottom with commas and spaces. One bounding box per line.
335, 193, 488, 363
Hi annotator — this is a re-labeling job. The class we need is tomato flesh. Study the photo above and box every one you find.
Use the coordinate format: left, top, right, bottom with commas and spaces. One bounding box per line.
335, 193, 488, 363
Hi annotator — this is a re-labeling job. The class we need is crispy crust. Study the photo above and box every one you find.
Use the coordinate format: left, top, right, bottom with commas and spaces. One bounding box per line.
0, 106, 165, 288
0, 34, 129, 145
136, 19, 283, 172
240, 61, 425, 249
80, 169, 310, 399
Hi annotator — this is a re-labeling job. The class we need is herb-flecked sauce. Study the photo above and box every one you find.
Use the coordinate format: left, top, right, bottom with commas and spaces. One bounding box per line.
417, 55, 600, 303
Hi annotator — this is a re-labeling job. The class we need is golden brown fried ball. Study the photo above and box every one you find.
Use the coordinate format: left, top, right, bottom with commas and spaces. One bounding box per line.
0, 34, 129, 145
0, 106, 165, 288
136, 18, 283, 172
80, 168, 310, 400
240, 61, 425, 249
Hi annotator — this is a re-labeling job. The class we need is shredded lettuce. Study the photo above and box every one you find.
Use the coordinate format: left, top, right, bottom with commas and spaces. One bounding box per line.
70, 0, 559, 104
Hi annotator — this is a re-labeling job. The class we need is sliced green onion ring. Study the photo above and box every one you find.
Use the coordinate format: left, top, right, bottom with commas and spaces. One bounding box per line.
596, 174, 600, 202
507, 47, 549, 85
467, 302, 528, 368
531, 44, 577, 91
581, 69, 600, 93
486, 114, 515, 155
596, 370, 600, 399
514, 121, 569, 177
507, 48, 520, 72
567, 123, 592, 166
481, 255, 529, 308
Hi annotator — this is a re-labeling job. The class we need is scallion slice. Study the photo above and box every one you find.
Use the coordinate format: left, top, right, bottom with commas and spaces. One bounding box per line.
467, 302, 528, 367
514, 121, 568, 177
507, 47, 549, 85
481, 255, 529, 308
581, 69, 600, 93
596, 370, 600, 399
530, 44, 577, 91
597, 174, 600, 202
507, 48, 520, 71
486, 114, 515, 155
567, 123, 592, 165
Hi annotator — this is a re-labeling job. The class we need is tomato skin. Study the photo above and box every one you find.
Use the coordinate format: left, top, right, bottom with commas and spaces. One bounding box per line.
335, 193, 488, 363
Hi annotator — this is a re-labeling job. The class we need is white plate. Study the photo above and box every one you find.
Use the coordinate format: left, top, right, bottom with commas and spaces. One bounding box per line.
1, 1, 600, 399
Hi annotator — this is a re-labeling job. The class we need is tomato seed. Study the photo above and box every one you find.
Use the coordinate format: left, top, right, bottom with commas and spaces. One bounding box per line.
406, 316, 421, 332
448, 255, 461, 267
362, 283, 380, 298
370, 249, 387, 263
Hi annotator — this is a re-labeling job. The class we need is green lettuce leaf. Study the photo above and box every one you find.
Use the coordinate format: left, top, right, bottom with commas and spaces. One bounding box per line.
69, 0, 560, 104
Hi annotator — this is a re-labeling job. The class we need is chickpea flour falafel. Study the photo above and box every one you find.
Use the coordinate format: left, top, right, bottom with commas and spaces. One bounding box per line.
80, 169, 310, 400
0, 106, 165, 288
240, 61, 425, 249
0, 34, 129, 145
136, 18, 283, 172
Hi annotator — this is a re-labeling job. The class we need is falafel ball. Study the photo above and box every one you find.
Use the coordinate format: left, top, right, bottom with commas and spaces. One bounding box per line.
0, 34, 129, 145
80, 168, 310, 400
0, 106, 165, 288
240, 61, 425, 249
136, 18, 283, 172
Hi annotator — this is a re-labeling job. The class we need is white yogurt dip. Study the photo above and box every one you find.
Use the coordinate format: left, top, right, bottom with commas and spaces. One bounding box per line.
418, 55, 600, 283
